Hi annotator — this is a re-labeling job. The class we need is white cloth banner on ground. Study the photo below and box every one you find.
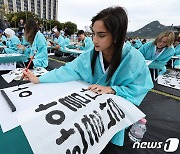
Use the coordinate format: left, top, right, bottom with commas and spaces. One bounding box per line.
0, 62, 16, 70
0, 53, 22, 57
158, 70, 180, 90
1, 67, 48, 83
16, 86, 145, 154
0, 81, 89, 132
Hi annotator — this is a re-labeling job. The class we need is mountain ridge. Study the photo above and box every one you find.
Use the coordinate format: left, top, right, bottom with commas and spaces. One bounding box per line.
127, 20, 174, 38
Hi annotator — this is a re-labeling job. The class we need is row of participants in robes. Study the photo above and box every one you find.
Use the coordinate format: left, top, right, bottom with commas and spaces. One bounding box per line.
48, 29, 94, 57
1, 19, 179, 72
50, 29, 180, 72
0, 22, 94, 69
0, 20, 48, 69
126, 32, 180, 70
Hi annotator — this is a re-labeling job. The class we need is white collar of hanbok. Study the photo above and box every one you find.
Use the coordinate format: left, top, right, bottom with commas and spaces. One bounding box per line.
99, 51, 109, 74
153, 46, 166, 60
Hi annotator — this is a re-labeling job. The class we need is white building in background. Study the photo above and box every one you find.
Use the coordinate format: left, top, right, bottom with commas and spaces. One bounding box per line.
0, 0, 58, 20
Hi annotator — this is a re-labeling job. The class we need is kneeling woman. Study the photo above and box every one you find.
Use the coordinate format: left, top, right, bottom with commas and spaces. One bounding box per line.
19, 18, 48, 68
23, 6, 153, 153
4, 28, 21, 54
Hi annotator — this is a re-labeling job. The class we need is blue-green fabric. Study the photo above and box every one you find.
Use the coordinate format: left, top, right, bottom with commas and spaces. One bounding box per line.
54, 35, 65, 51
174, 44, 180, 67
0, 126, 33, 154
79, 37, 94, 51
30, 31, 48, 68
4, 35, 21, 54
64, 37, 70, 46
132, 39, 142, 49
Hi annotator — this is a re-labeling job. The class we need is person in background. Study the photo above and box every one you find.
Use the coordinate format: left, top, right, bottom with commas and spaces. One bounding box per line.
142, 38, 147, 44
64, 27, 71, 36
3, 28, 21, 54
60, 28, 65, 37
39, 24, 45, 33
77, 30, 94, 51
139, 31, 175, 74
131, 37, 142, 49
17, 32, 31, 62
18, 18, 48, 68
3, 17, 11, 29
49, 30, 65, 57
0, 18, 4, 30
64, 33, 70, 46
125, 37, 132, 46
173, 36, 180, 69
18, 19, 24, 33
0, 29, 7, 46
22, 6, 153, 153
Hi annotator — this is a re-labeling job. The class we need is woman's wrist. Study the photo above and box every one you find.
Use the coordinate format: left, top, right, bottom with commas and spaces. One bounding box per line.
34, 77, 39, 84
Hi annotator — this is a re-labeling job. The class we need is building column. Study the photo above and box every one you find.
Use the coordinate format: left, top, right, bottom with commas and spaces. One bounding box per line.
55, 0, 58, 20
46, 0, 48, 19
34, 0, 37, 15
28, 0, 31, 12
13, 0, 17, 12
3, 0, 9, 14
21, 0, 24, 11
51, 0, 53, 20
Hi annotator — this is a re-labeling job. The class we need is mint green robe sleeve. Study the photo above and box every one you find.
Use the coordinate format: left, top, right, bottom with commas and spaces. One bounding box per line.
39, 50, 93, 83
174, 44, 180, 67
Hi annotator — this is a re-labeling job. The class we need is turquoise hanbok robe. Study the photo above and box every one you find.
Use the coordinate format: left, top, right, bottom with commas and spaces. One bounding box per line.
64, 37, 70, 46
139, 41, 175, 74
174, 44, 180, 68
4, 35, 21, 54
125, 40, 131, 46
39, 43, 153, 146
54, 35, 65, 51
79, 37, 94, 51
132, 39, 142, 49
30, 31, 48, 68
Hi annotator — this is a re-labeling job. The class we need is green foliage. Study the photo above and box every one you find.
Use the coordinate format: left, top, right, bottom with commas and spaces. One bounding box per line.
0, 4, 8, 18
64, 21, 77, 35
6, 11, 38, 27
5, 11, 77, 33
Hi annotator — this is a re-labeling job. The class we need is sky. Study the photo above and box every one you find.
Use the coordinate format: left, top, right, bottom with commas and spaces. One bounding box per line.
58, 0, 180, 32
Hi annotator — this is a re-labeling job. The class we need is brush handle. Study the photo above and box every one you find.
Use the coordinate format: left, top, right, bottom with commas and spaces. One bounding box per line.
1, 90, 16, 112
17, 54, 35, 86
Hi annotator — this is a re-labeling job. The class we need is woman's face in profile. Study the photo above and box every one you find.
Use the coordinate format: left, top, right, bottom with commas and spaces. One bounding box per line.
157, 37, 168, 49
92, 20, 114, 54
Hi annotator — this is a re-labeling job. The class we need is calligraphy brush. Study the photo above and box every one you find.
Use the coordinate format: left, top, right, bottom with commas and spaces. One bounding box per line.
17, 52, 36, 87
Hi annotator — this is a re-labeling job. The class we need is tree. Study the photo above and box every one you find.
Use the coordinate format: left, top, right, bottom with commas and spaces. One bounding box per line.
4, 11, 77, 34
6, 11, 39, 28
64, 21, 77, 35
12, 15, 17, 28
0, 4, 8, 19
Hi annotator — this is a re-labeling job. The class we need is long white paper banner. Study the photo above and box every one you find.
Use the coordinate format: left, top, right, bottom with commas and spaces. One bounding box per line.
16, 86, 145, 154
